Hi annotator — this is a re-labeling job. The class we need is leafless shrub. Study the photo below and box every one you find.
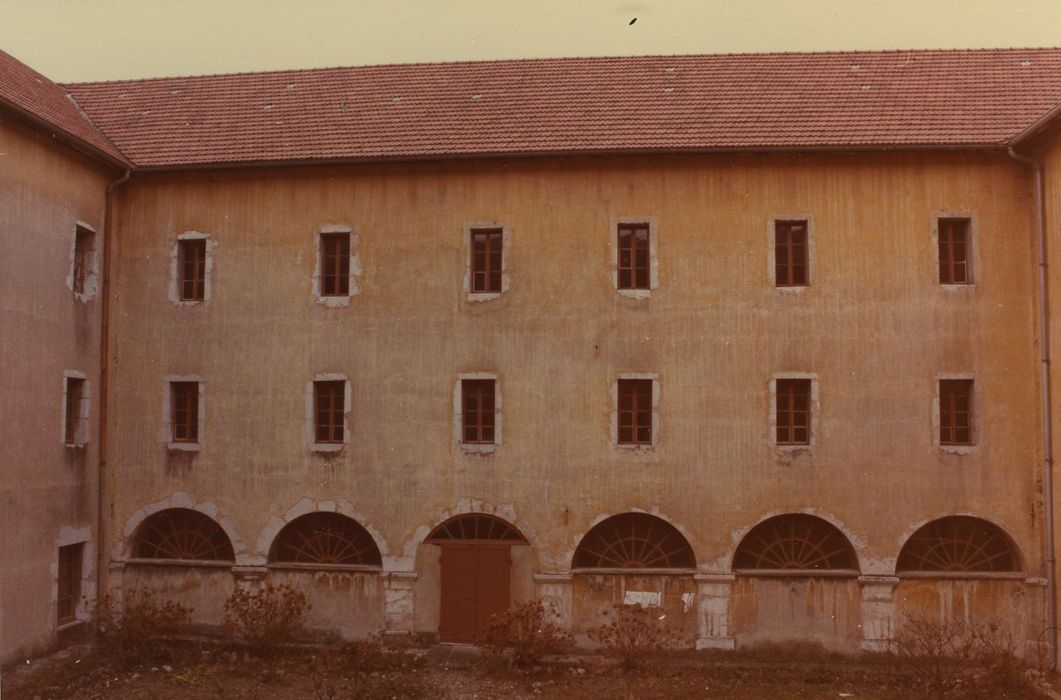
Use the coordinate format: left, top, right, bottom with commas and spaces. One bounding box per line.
586, 603, 687, 671
891, 613, 1037, 699
94, 587, 193, 664
223, 582, 310, 654
484, 600, 573, 669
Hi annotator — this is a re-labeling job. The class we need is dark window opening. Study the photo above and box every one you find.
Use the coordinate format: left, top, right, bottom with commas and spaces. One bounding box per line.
939, 218, 971, 284
178, 239, 207, 301
776, 378, 811, 445
72, 226, 94, 295
314, 380, 345, 443
775, 220, 808, 286
269, 512, 382, 566
470, 228, 503, 293
733, 515, 858, 572
618, 378, 653, 445
57, 543, 84, 625
462, 379, 496, 444
427, 513, 526, 542
940, 379, 974, 445
65, 377, 85, 445
897, 516, 1018, 573
573, 513, 695, 569
170, 381, 199, 443
617, 223, 650, 290
320, 233, 350, 296
133, 508, 235, 561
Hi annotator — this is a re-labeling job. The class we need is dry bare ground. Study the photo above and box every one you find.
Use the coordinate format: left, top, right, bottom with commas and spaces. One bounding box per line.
2, 639, 1055, 700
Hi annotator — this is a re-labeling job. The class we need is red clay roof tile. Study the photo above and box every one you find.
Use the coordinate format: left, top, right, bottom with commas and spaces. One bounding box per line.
0, 49, 127, 165
14, 48, 1061, 169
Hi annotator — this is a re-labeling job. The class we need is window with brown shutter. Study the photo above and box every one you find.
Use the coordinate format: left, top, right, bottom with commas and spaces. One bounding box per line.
178, 239, 207, 301
57, 543, 83, 625
170, 381, 199, 442
470, 228, 503, 293
775, 220, 808, 286
617, 378, 653, 445
776, 378, 811, 445
617, 224, 650, 290
314, 380, 345, 443
940, 379, 974, 445
938, 218, 971, 284
72, 226, 94, 295
320, 233, 350, 296
461, 379, 496, 444
64, 377, 85, 445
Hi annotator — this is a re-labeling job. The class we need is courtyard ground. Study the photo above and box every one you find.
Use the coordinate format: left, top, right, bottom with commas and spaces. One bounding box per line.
3, 640, 1057, 700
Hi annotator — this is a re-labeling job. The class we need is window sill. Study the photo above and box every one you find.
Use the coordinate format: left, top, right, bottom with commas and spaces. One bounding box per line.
64, 442, 87, 450
173, 298, 204, 306
56, 618, 87, 633
616, 288, 651, 300
939, 444, 976, 455
316, 295, 352, 308
312, 443, 345, 453
461, 443, 498, 454
940, 283, 974, 290
167, 441, 200, 452
616, 443, 655, 450
775, 444, 812, 452
774, 285, 808, 294
467, 291, 502, 303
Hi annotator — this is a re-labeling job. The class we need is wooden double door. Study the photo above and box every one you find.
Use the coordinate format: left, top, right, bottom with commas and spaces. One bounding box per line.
438, 542, 512, 642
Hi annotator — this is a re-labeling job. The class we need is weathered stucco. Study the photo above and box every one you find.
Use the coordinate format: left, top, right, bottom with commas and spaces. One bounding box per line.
0, 114, 113, 663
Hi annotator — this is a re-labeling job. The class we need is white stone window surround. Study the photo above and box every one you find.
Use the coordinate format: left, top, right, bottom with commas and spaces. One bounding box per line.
454, 372, 502, 454
933, 372, 978, 455
67, 220, 99, 302
610, 372, 661, 450
306, 373, 351, 452
162, 375, 204, 452
766, 214, 814, 292
932, 210, 978, 288
462, 221, 511, 302
60, 370, 90, 447
609, 216, 659, 299
54, 526, 95, 630
168, 231, 217, 305
769, 372, 820, 450
312, 224, 361, 307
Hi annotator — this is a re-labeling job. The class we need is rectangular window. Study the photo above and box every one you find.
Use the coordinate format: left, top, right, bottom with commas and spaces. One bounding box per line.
64, 377, 85, 445
462, 379, 496, 444
940, 379, 974, 445
72, 225, 94, 295
775, 220, 808, 286
938, 218, 971, 284
57, 543, 83, 625
617, 224, 650, 290
178, 239, 207, 301
314, 380, 345, 443
320, 233, 350, 296
470, 228, 503, 293
776, 378, 811, 445
170, 381, 199, 442
617, 378, 653, 445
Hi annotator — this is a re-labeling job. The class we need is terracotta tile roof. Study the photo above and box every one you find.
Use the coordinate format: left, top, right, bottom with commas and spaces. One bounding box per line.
0, 49, 127, 165
51, 48, 1061, 169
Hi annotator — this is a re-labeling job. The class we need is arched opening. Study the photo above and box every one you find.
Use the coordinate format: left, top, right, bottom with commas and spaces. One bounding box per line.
132, 508, 235, 562
896, 516, 1021, 573
268, 512, 382, 568
732, 514, 859, 574
426, 513, 528, 643
572, 513, 695, 570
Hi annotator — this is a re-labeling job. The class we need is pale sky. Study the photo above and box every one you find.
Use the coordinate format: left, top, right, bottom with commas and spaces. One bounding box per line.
2, 0, 1060, 83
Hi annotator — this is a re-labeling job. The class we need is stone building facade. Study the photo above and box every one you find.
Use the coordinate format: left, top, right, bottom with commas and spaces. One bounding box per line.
5, 47, 1061, 664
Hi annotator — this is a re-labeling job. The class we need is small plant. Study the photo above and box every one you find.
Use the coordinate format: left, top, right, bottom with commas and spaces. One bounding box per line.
484, 600, 573, 669
586, 603, 686, 671
891, 613, 1035, 699
94, 587, 193, 664
223, 581, 310, 654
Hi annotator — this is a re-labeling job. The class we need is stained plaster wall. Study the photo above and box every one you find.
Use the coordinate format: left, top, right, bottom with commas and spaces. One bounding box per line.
103, 151, 1044, 649
0, 114, 112, 663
